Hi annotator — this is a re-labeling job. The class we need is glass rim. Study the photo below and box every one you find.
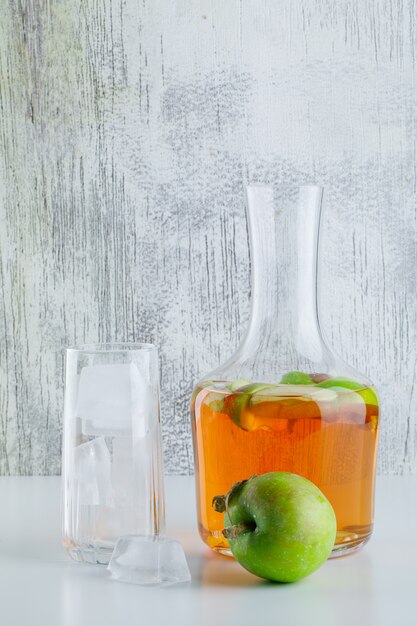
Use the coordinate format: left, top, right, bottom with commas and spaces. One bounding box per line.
246, 183, 323, 191
66, 342, 157, 354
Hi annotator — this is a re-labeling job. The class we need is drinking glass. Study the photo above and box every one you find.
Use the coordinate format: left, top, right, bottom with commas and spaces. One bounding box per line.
62, 343, 165, 564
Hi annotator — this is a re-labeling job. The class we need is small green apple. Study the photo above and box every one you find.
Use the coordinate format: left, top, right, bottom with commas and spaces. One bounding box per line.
213, 472, 336, 583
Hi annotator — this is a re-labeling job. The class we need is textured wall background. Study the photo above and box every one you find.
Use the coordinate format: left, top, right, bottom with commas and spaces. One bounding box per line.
0, 0, 416, 475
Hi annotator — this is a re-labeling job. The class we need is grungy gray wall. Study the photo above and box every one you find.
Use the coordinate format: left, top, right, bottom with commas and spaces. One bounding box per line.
0, 0, 416, 475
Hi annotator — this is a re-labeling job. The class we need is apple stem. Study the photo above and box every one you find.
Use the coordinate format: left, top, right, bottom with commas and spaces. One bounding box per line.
212, 495, 227, 513
222, 522, 255, 539
212, 475, 258, 540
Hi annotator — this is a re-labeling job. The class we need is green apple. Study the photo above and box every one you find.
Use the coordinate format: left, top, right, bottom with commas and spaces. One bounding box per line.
213, 472, 336, 583
316, 376, 378, 406
280, 371, 314, 385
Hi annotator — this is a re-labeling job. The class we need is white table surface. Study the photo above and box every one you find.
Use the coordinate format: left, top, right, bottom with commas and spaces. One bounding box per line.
0, 475, 415, 626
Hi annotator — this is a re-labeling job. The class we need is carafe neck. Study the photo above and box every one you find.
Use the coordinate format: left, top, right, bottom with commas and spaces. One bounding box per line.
241, 186, 326, 365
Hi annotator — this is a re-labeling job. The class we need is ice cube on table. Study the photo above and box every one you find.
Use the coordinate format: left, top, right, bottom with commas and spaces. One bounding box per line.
73, 437, 113, 506
76, 363, 148, 436
108, 536, 191, 586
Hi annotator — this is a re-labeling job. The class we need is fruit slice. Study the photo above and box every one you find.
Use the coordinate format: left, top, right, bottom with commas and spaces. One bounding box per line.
316, 377, 378, 406
223, 383, 277, 430
227, 379, 251, 391
249, 384, 337, 404
202, 392, 226, 413
207, 397, 227, 412
224, 384, 338, 430
248, 385, 337, 425
280, 371, 314, 385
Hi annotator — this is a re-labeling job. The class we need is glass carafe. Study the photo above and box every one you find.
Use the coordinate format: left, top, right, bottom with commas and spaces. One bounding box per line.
191, 185, 379, 557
